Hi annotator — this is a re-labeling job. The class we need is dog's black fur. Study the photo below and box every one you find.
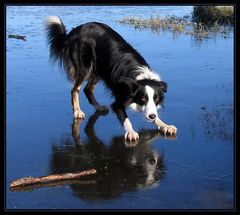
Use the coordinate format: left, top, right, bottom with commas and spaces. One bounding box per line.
45, 16, 175, 141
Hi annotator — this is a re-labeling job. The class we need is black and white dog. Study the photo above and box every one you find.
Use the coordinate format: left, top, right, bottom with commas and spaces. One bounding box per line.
45, 16, 177, 141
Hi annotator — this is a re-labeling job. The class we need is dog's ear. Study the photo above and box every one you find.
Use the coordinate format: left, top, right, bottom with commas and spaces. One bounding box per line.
159, 81, 167, 93
116, 77, 140, 97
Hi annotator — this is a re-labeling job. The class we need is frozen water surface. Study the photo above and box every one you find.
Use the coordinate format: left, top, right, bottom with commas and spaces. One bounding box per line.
6, 6, 234, 209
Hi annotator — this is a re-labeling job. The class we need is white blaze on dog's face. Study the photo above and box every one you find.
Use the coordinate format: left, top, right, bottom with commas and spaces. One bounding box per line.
129, 80, 167, 122
144, 86, 158, 121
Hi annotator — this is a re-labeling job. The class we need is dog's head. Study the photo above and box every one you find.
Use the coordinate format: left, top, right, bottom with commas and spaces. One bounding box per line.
117, 78, 167, 122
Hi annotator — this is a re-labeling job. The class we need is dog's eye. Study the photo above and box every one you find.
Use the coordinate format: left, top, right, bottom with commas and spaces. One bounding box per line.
141, 96, 146, 102
155, 96, 160, 102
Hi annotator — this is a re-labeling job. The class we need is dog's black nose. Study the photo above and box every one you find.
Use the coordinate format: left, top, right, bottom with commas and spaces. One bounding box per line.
148, 114, 156, 120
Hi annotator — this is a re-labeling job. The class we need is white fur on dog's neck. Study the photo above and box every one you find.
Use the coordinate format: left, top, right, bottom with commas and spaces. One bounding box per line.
135, 66, 161, 81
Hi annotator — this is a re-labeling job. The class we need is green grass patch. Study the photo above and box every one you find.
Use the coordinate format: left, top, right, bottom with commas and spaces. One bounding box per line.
118, 13, 232, 40
192, 6, 234, 25
119, 15, 189, 33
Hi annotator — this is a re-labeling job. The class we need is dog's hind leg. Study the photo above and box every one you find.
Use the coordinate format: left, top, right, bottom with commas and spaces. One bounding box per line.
84, 75, 109, 113
70, 38, 93, 120
71, 78, 85, 120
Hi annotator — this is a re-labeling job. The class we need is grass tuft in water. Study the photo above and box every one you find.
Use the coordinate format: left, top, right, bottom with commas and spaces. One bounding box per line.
119, 13, 232, 40
119, 15, 188, 33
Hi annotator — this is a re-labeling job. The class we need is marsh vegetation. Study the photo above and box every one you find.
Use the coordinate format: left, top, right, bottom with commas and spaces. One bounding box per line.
119, 6, 233, 40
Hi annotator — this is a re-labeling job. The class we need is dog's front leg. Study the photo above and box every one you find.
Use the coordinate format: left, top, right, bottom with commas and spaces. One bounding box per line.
123, 118, 139, 142
112, 102, 139, 142
154, 117, 177, 135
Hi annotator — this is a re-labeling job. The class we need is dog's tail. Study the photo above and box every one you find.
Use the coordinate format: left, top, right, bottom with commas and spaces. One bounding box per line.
44, 16, 67, 65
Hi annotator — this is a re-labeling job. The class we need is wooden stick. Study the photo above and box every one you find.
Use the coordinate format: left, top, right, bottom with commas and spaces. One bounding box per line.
8, 34, 26, 41
10, 169, 97, 189
10, 178, 96, 192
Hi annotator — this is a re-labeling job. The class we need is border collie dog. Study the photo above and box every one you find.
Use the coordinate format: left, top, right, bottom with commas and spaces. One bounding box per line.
45, 16, 177, 141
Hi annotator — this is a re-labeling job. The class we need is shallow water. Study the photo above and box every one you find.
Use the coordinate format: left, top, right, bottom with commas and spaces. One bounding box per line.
6, 6, 234, 209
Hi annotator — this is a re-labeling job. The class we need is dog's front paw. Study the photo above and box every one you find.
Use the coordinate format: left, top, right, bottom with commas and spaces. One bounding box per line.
125, 130, 139, 142
158, 125, 177, 135
73, 110, 85, 120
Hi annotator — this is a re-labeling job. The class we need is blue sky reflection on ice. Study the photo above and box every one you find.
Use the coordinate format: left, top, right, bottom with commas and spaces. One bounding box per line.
6, 6, 234, 209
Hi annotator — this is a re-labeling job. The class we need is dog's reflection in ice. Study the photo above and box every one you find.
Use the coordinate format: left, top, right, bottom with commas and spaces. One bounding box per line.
51, 112, 168, 201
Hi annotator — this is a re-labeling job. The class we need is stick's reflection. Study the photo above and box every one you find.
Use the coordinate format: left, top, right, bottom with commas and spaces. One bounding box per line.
50, 112, 168, 201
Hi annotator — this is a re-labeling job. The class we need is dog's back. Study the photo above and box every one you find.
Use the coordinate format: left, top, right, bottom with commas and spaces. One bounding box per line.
45, 17, 149, 88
